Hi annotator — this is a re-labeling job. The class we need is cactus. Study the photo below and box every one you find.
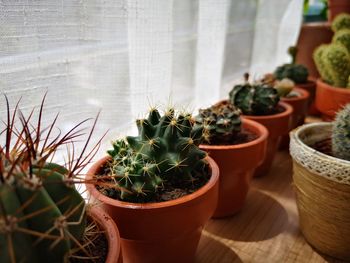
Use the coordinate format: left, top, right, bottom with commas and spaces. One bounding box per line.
0, 96, 100, 263
332, 104, 350, 161
333, 29, 350, 53
229, 74, 280, 116
194, 102, 242, 144
273, 46, 309, 84
106, 107, 208, 202
274, 78, 295, 97
331, 13, 350, 32
313, 43, 350, 88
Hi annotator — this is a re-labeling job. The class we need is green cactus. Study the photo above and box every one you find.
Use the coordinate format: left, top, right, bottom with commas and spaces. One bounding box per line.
333, 29, 350, 53
194, 102, 242, 145
332, 104, 350, 161
331, 13, 350, 32
313, 43, 350, 88
0, 96, 100, 263
229, 75, 280, 116
273, 46, 309, 84
106, 107, 208, 202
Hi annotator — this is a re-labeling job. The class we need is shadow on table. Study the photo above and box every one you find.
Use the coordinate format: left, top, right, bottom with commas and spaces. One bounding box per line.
205, 189, 288, 242
196, 234, 243, 263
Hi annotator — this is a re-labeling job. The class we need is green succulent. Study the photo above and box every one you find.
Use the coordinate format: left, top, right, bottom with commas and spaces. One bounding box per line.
333, 29, 350, 53
195, 102, 242, 145
106, 107, 208, 202
229, 75, 280, 116
332, 104, 350, 161
331, 13, 350, 32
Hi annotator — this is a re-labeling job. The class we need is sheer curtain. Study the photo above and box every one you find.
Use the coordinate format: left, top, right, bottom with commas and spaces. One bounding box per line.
0, 0, 303, 157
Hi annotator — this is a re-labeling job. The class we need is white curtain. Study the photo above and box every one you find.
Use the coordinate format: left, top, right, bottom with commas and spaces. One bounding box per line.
0, 0, 303, 158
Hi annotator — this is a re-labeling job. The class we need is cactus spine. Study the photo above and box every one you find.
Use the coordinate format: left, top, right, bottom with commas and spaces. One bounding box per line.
332, 104, 350, 161
107, 107, 208, 202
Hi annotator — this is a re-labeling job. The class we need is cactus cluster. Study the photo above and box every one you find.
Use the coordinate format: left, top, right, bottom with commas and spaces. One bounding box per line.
194, 102, 242, 145
106, 107, 208, 202
229, 74, 280, 116
313, 13, 350, 88
274, 46, 309, 84
0, 96, 99, 263
332, 104, 350, 161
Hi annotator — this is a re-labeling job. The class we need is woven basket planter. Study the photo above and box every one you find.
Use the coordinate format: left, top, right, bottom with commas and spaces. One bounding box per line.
290, 122, 350, 260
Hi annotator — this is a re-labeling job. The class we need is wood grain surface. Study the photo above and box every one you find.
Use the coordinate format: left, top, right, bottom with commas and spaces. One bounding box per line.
196, 150, 347, 263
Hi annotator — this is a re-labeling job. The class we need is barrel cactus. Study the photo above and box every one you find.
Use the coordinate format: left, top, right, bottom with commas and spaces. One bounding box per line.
229, 74, 280, 116
106, 107, 208, 202
332, 104, 350, 161
273, 46, 309, 84
0, 96, 99, 263
194, 102, 242, 145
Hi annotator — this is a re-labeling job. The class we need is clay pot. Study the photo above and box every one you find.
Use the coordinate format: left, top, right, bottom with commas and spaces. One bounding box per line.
199, 119, 268, 218
243, 102, 293, 177
295, 22, 333, 79
279, 87, 310, 150
315, 79, 350, 121
295, 78, 318, 115
89, 206, 122, 263
328, 0, 350, 22
86, 156, 219, 263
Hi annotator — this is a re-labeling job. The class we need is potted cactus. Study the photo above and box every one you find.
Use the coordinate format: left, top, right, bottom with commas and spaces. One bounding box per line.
86, 106, 219, 263
0, 96, 122, 263
229, 74, 293, 177
313, 13, 350, 120
195, 102, 268, 217
290, 104, 350, 261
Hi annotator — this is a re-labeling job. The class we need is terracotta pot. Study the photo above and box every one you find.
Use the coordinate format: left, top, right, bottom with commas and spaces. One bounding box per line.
243, 101, 293, 177
86, 156, 219, 263
295, 78, 319, 115
328, 0, 350, 22
295, 22, 333, 79
199, 119, 268, 218
315, 79, 350, 121
89, 206, 122, 263
279, 87, 310, 150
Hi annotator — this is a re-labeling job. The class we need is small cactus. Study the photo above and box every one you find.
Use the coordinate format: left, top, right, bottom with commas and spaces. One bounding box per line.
274, 78, 295, 97
106, 107, 208, 202
333, 29, 350, 53
332, 104, 350, 161
331, 13, 350, 32
194, 102, 242, 144
273, 46, 309, 84
229, 74, 280, 116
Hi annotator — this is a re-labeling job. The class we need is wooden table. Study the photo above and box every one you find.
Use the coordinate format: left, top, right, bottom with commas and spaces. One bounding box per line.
196, 150, 346, 263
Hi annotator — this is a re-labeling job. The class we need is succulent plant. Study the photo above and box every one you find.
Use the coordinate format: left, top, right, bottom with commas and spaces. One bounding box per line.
274, 78, 296, 97
273, 46, 309, 84
106, 107, 208, 202
332, 104, 350, 161
229, 74, 280, 116
331, 13, 350, 32
313, 43, 350, 88
0, 96, 101, 263
333, 29, 350, 53
194, 102, 242, 145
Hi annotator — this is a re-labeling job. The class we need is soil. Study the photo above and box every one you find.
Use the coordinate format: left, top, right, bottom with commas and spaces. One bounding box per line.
69, 217, 108, 263
204, 128, 258, 146
96, 160, 211, 203
311, 137, 334, 157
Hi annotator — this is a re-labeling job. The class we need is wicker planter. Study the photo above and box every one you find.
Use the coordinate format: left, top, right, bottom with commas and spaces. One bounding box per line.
290, 123, 350, 260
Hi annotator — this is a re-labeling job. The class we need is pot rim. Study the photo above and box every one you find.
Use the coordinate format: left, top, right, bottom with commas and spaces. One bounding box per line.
86, 156, 219, 210
317, 79, 350, 94
199, 118, 268, 150
243, 101, 293, 120
281, 87, 310, 102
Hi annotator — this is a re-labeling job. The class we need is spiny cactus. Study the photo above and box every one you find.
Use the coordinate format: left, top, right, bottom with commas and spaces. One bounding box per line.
332, 104, 350, 161
331, 13, 350, 32
333, 29, 350, 53
229, 74, 280, 116
106, 107, 208, 202
0, 96, 100, 263
313, 43, 350, 88
194, 102, 242, 145
273, 46, 309, 84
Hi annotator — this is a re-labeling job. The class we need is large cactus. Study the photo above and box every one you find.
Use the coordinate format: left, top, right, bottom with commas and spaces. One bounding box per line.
273, 46, 309, 84
194, 102, 242, 144
0, 96, 99, 263
332, 104, 350, 161
229, 74, 280, 116
107, 107, 208, 202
